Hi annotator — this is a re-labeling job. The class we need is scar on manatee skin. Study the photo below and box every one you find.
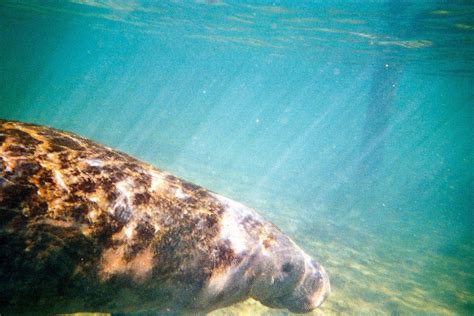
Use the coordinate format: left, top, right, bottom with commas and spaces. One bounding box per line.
114, 204, 132, 223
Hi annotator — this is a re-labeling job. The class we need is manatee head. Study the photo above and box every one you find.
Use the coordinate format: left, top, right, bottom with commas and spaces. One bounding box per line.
250, 230, 330, 313
204, 194, 329, 313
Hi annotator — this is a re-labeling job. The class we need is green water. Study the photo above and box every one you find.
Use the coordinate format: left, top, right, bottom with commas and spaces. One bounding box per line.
1, 1, 473, 314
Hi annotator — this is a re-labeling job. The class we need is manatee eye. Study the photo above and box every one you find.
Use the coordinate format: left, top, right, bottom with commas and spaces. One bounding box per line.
281, 262, 293, 273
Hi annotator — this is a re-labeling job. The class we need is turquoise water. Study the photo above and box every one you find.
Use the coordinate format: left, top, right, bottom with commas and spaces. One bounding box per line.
1, 1, 473, 314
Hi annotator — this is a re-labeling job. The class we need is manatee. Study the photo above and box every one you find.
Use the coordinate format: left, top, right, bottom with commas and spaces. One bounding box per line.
0, 119, 330, 314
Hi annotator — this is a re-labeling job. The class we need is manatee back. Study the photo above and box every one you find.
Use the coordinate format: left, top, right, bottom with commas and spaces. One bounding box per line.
0, 120, 239, 313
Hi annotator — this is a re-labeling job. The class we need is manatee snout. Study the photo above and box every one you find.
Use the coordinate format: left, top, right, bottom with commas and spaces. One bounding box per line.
285, 259, 330, 313
250, 234, 330, 313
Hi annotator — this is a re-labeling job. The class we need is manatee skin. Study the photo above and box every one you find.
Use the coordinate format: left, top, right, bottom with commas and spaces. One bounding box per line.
0, 119, 329, 314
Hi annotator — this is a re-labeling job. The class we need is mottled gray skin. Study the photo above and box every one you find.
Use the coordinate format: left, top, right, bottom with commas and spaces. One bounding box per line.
0, 120, 329, 315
